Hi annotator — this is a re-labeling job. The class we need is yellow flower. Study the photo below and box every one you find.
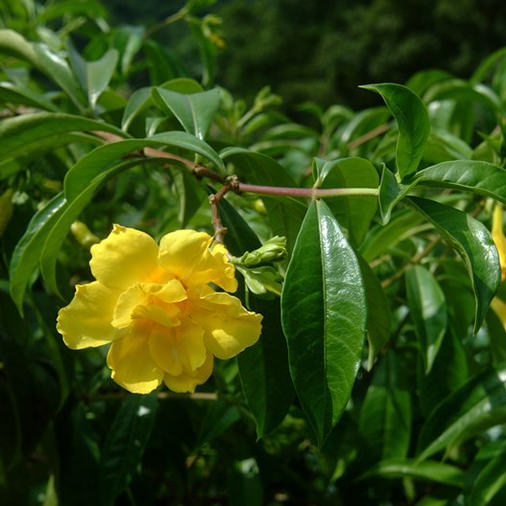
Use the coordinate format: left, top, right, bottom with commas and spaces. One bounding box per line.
57, 225, 262, 394
492, 203, 506, 282
491, 204, 506, 326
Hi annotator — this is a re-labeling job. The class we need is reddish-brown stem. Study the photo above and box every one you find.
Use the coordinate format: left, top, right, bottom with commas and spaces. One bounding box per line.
237, 182, 378, 198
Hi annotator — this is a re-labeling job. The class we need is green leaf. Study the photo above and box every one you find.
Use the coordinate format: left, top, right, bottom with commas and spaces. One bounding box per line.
152, 87, 221, 139
408, 197, 500, 332
486, 308, 506, 365
86, 49, 119, 109
360, 209, 425, 262
121, 87, 152, 131
417, 330, 468, 418
471, 46, 506, 84
173, 168, 206, 227
469, 447, 506, 506
100, 394, 158, 506
378, 164, 409, 224
32, 43, 87, 109
417, 364, 506, 461
361, 83, 430, 178
415, 160, 506, 205
406, 266, 447, 374
0, 29, 38, 67
316, 157, 379, 246
0, 81, 59, 111
281, 199, 366, 444
56, 403, 100, 506
9, 193, 66, 314
42, 161, 135, 295
0, 113, 125, 163
218, 197, 294, 436
65, 132, 224, 201
360, 458, 464, 488
239, 297, 294, 437
220, 147, 306, 253
359, 256, 392, 370
196, 402, 240, 448
358, 352, 412, 465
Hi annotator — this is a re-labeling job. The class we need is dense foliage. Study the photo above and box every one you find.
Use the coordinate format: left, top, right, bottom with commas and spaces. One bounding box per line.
2, 1, 506, 505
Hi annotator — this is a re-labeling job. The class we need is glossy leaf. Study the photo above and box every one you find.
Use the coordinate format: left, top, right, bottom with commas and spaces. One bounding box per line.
221, 147, 306, 253
173, 169, 207, 227
9, 193, 66, 313
406, 266, 447, 374
361, 458, 464, 488
86, 49, 119, 108
100, 394, 158, 506
415, 160, 506, 205
417, 364, 506, 461
152, 87, 221, 139
317, 157, 379, 245
409, 197, 500, 332
361, 83, 430, 178
281, 199, 366, 444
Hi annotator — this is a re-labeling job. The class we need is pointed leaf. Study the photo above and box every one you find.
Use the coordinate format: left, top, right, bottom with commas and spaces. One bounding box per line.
361, 459, 464, 488
416, 160, 506, 205
9, 193, 66, 313
361, 83, 430, 178
406, 266, 447, 374
281, 199, 366, 444
121, 87, 152, 131
417, 365, 506, 461
152, 87, 221, 139
87, 49, 119, 109
409, 197, 500, 332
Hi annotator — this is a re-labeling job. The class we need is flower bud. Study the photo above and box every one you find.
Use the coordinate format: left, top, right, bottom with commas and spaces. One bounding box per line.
234, 236, 287, 267
70, 221, 100, 249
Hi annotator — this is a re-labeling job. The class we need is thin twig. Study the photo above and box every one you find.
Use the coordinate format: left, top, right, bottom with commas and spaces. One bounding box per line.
347, 123, 390, 150
209, 176, 240, 243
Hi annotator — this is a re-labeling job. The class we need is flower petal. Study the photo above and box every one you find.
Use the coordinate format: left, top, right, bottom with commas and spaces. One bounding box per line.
149, 321, 207, 375
57, 281, 119, 349
149, 327, 183, 376
158, 229, 237, 292
192, 292, 262, 359
492, 204, 506, 281
163, 353, 214, 393
112, 280, 186, 329
90, 224, 159, 290
107, 332, 163, 394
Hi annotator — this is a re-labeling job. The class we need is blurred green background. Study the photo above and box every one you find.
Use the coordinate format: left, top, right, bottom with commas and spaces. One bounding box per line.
104, 0, 506, 110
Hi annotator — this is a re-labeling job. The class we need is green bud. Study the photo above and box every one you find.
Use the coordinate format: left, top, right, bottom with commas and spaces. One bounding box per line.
234, 236, 287, 267
70, 221, 100, 249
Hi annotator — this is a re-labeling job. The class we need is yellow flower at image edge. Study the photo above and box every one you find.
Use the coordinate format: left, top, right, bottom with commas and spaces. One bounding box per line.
491, 204, 506, 327
57, 225, 263, 394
